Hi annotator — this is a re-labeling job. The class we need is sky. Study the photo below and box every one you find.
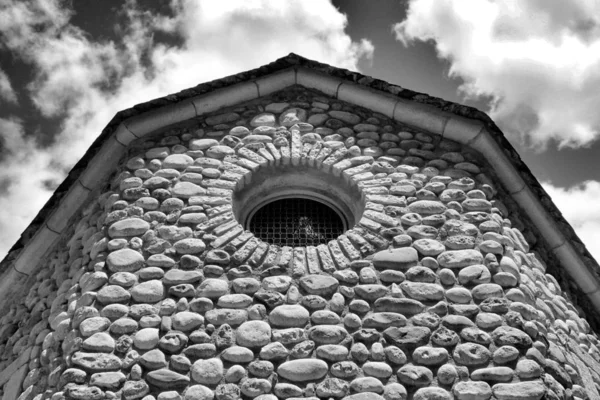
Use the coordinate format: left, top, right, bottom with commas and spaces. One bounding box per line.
1, 0, 600, 262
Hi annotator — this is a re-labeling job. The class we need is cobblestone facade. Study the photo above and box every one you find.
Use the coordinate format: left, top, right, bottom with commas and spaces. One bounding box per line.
1, 85, 600, 400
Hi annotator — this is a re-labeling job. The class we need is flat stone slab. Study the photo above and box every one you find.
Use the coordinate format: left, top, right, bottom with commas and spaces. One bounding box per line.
372, 248, 418, 270
362, 312, 407, 328
72, 352, 122, 372
492, 381, 546, 400
374, 297, 425, 315
163, 270, 203, 285
146, 369, 190, 390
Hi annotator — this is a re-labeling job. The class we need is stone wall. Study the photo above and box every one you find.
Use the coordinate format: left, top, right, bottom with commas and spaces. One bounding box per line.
1, 85, 600, 400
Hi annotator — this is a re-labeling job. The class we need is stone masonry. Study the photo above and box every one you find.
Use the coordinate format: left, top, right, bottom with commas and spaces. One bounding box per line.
1, 84, 600, 400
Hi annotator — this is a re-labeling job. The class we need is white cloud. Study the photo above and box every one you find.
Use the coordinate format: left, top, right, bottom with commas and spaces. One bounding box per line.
0, 0, 373, 260
0, 118, 56, 255
0, 67, 17, 104
150, 0, 374, 76
543, 181, 600, 262
394, 0, 600, 149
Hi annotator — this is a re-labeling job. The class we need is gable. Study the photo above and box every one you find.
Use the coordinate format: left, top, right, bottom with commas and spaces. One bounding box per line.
1, 57, 597, 328
2, 57, 600, 399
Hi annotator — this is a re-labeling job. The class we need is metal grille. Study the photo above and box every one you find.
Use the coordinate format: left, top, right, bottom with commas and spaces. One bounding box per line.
249, 198, 345, 246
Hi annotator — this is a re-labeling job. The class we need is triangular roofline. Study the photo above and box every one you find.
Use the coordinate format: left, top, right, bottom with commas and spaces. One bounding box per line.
2, 53, 599, 317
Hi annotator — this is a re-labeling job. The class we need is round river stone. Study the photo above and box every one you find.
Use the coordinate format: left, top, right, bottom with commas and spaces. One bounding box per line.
277, 359, 328, 382
107, 249, 145, 273
172, 312, 204, 332
236, 321, 271, 348
108, 218, 149, 238
191, 358, 224, 385
130, 280, 165, 303
269, 305, 309, 327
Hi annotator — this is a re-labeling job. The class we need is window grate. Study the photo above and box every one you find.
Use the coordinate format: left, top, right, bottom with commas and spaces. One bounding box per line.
249, 198, 345, 247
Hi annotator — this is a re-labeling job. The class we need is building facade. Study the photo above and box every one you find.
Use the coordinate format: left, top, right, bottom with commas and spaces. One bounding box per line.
1, 54, 600, 400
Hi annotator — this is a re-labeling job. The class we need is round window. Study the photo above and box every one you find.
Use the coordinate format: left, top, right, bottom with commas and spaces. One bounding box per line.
248, 197, 346, 247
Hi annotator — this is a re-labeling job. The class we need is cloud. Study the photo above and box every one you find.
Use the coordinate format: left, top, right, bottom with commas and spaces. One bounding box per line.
0, 67, 17, 104
543, 180, 600, 262
150, 1, 374, 75
394, 0, 600, 149
0, 118, 56, 255
0, 0, 373, 260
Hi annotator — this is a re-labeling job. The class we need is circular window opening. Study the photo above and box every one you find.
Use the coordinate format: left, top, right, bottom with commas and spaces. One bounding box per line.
248, 198, 346, 247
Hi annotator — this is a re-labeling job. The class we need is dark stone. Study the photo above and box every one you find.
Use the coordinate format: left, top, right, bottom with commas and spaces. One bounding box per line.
544, 359, 573, 388
301, 295, 328, 311
184, 343, 217, 359
431, 326, 460, 347
123, 380, 149, 400
352, 329, 381, 345
254, 291, 285, 309
491, 326, 532, 349
363, 313, 407, 329
115, 335, 133, 353
71, 352, 122, 372
159, 331, 188, 353
383, 326, 431, 349
480, 297, 510, 314
374, 297, 425, 315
